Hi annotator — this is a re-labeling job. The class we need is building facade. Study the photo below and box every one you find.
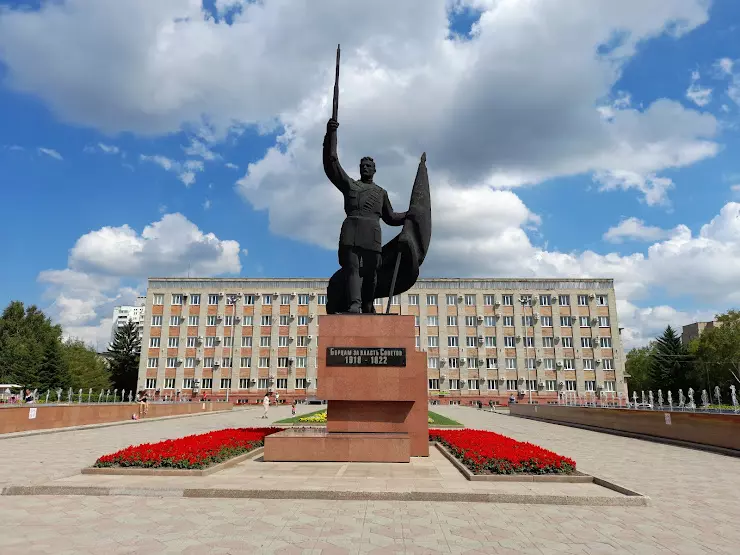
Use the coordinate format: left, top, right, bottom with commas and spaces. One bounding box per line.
137, 278, 626, 404
681, 320, 720, 345
110, 297, 147, 345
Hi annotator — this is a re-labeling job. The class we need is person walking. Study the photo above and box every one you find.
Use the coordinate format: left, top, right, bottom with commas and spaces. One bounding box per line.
261, 394, 270, 419
291, 400, 297, 417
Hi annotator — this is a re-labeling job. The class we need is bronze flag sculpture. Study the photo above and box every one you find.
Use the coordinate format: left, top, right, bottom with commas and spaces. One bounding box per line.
325, 45, 432, 315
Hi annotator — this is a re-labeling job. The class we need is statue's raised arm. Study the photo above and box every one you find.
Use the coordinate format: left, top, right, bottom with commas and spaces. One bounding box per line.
323, 118, 351, 193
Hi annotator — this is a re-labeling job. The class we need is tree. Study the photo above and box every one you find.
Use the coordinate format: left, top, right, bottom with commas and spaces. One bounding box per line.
37, 339, 71, 391
107, 320, 141, 392
649, 326, 694, 392
62, 339, 111, 391
691, 310, 740, 390
625, 343, 655, 394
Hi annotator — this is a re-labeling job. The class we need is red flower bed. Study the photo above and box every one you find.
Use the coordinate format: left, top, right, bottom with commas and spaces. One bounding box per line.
430, 429, 576, 475
94, 427, 281, 469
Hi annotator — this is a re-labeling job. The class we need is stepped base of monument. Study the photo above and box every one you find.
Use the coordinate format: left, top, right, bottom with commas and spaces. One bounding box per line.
263, 428, 410, 463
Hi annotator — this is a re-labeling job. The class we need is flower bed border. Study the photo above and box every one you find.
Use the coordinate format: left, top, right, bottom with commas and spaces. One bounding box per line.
82, 446, 264, 477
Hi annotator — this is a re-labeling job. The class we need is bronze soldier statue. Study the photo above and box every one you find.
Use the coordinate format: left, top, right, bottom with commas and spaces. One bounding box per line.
323, 118, 409, 313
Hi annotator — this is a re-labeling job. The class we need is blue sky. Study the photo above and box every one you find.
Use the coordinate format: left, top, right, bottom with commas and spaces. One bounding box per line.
1, 0, 740, 349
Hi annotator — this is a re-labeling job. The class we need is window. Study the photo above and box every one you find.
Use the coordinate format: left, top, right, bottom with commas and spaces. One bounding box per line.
465, 294, 476, 306
427, 335, 438, 348
153, 294, 164, 305
585, 380, 596, 392
223, 315, 235, 327
277, 336, 289, 347
557, 295, 569, 306
541, 316, 552, 327
408, 294, 419, 305
604, 380, 616, 392
207, 315, 218, 326
447, 336, 459, 347
258, 357, 270, 368
147, 357, 158, 368
427, 357, 439, 369
298, 294, 310, 305
448, 358, 459, 369
578, 295, 589, 306
581, 337, 593, 348
145, 378, 157, 389
506, 380, 518, 391
545, 380, 557, 391
279, 315, 290, 326
464, 336, 476, 348
446, 294, 458, 306
502, 295, 513, 306
296, 335, 309, 347
448, 379, 460, 390
240, 336, 252, 347
414, 316, 420, 326
562, 337, 573, 348
296, 315, 308, 326
484, 316, 496, 327
539, 295, 551, 306
520, 294, 532, 306
208, 294, 220, 305
261, 316, 272, 326
522, 316, 533, 327
428, 379, 440, 390
484, 295, 496, 306
505, 358, 516, 369
599, 316, 610, 327
374, 297, 384, 307
504, 336, 515, 347
600, 337, 612, 348
487, 380, 498, 390
185, 357, 196, 368
296, 356, 307, 368
389, 295, 399, 306
563, 358, 575, 369
559, 316, 571, 327
225, 295, 237, 306
260, 336, 271, 347
426, 294, 438, 306
580, 316, 590, 327
446, 316, 457, 326
468, 357, 479, 368
183, 378, 194, 389
203, 357, 214, 368
263, 295, 273, 305
317, 294, 327, 305
205, 336, 216, 347
244, 295, 255, 305
277, 357, 289, 368
603, 358, 614, 370
239, 378, 250, 389
151, 316, 162, 326
503, 316, 514, 327
525, 380, 537, 391
240, 357, 252, 368
565, 380, 576, 391
464, 316, 475, 327
280, 295, 291, 305
467, 379, 479, 390
544, 358, 554, 370
485, 336, 496, 347
220, 378, 232, 389
171, 294, 183, 305
201, 378, 213, 389
415, 336, 420, 348
524, 337, 534, 348
243, 315, 253, 326
486, 358, 497, 369
222, 337, 233, 347
596, 295, 608, 306
168, 337, 179, 348
276, 378, 288, 389
542, 337, 553, 348
150, 337, 160, 348
525, 358, 536, 369
295, 378, 307, 389
427, 315, 439, 326
188, 315, 199, 326
258, 378, 270, 389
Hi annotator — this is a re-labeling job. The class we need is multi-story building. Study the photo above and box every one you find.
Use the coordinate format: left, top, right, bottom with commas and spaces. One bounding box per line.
681, 320, 720, 345
110, 297, 147, 344
137, 278, 625, 404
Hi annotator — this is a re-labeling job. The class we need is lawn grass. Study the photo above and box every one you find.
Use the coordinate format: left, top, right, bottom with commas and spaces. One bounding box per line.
275, 408, 463, 427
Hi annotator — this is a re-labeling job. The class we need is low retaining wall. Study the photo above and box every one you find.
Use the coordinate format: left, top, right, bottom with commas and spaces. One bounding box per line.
509, 404, 740, 453
0, 402, 233, 434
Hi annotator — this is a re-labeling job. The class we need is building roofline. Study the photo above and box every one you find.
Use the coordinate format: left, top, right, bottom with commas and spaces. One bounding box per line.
147, 277, 615, 283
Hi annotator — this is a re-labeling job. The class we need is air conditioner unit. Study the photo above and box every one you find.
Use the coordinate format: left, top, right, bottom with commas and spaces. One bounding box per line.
477, 315, 484, 323
177, 358, 184, 364
478, 359, 485, 366
309, 314, 315, 319
556, 361, 563, 367
291, 292, 296, 297
218, 292, 225, 297
596, 358, 602, 364
554, 336, 560, 344
440, 359, 446, 367
308, 335, 313, 340
591, 318, 598, 325
477, 335, 484, 342
516, 335, 522, 341
533, 314, 539, 321
531, 297, 538, 305
458, 294, 464, 301
309, 292, 316, 298
288, 358, 295, 364
216, 315, 223, 320
499, 376, 506, 382
195, 358, 201, 364
589, 293, 596, 299
551, 296, 558, 304
213, 361, 220, 366
234, 316, 241, 323
536, 358, 542, 364
518, 376, 524, 382
289, 314, 295, 320
289, 337, 294, 342
558, 381, 564, 387
460, 358, 466, 365
254, 293, 261, 297
273, 292, 279, 298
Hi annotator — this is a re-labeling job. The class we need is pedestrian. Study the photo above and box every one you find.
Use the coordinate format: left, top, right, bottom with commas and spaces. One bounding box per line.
291, 400, 297, 416
262, 394, 270, 419
24, 389, 34, 404
275, 392, 280, 405
136, 390, 148, 417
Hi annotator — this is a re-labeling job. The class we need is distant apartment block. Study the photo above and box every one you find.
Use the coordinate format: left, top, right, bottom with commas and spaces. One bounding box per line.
681, 320, 721, 345
110, 296, 147, 344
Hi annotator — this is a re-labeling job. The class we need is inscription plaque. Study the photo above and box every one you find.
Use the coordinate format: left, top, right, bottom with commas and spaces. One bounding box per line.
326, 347, 406, 367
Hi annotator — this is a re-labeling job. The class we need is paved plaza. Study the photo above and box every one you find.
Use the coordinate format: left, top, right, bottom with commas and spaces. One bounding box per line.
1, 404, 740, 553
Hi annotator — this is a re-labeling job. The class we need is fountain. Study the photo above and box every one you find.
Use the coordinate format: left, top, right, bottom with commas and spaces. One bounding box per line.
45, 390, 50, 404
121, 389, 126, 403
88, 388, 93, 403
632, 391, 638, 407
688, 388, 696, 410
648, 391, 654, 408
113, 388, 118, 403
714, 386, 721, 407
701, 389, 709, 409
98, 390, 103, 403
105, 389, 110, 403
128, 391, 133, 402
641, 391, 646, 406
667, 390, 673, 411
731, 385, 738, 413
78, 389, 83, 403
67, 387, 73, 403
657, 390, 664, 408
678, 390, 685, 410
56, 388, 62, 403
